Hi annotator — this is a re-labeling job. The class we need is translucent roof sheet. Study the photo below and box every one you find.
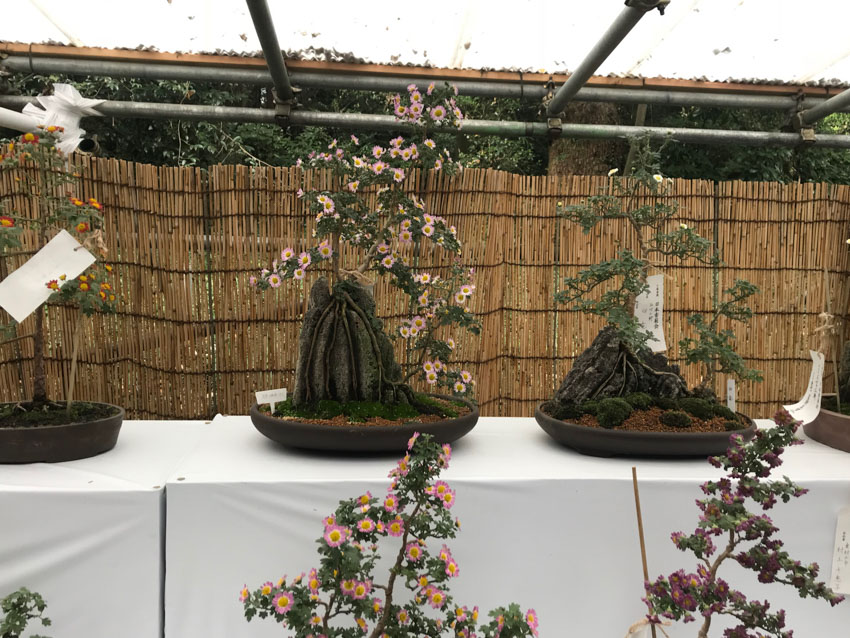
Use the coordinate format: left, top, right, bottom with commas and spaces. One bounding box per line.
4, 0, 850, 86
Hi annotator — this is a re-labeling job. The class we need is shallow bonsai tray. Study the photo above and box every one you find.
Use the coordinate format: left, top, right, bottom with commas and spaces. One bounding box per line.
250, 394, 478, 452
0, 402, 125, 464
803, 395, 850, 453
534, 403, 756, 458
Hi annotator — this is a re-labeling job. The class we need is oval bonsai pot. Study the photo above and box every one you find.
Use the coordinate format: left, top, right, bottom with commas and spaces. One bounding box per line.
0, 402, 125, 464
534, 403, 756, 458
250, 394, 478, 452
803, 394, 850, 453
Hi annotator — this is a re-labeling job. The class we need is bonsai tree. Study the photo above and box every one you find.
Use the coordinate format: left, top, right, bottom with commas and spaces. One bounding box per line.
252, 83, 480, 419
0, 128, 118, 419
643, 409, 844, 637
241, 433, 538, 637
1, 588, 50, 638
543, 139, 759, 429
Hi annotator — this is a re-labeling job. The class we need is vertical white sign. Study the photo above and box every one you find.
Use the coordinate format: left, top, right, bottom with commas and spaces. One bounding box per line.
782, 350, 825, 425
726, 379, 736, 413
831, 506, 850, 595
634, 274, 666, 353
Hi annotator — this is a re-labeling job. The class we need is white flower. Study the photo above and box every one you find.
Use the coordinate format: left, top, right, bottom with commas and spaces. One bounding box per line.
679, 223, 688, 230
652, 174, 663, 183
608, 168, 619, 176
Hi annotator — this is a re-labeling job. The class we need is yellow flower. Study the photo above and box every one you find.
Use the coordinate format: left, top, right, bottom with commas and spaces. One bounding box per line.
608, 168, 619, 176
653, 174, 663, 183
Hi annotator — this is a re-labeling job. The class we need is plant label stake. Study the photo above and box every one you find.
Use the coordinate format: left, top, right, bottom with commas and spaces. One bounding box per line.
633, 274, 666, 353
256, 387, 287, 414
831, 505, 850, 595
0, 229, 94, 322
783, 350, 825, 425
631, 466, 657, 638
726, 379, 736, 412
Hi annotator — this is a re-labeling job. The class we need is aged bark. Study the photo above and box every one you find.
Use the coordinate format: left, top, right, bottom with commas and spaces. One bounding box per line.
548, 102, 625, 176
293, 277, 420, 408
553, 326, 688, 405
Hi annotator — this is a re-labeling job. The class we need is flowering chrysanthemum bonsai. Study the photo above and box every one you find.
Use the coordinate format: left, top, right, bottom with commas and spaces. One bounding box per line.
0, 128, 118, 422
252, 83, 480, 421
643, 409, 844, 637
542, 140, 760, 433
241, 433, 538, 637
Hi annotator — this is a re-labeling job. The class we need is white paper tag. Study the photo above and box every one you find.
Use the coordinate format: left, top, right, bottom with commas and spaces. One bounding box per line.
783, 350, 825, 425
0, 230, 96, 323
634, 274, 666, 353
256, 387, 287, 412
726, 379, 736, 413
830, 506, 850, 595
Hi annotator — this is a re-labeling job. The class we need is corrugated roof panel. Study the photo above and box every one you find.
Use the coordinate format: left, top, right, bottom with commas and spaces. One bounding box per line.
3, 0, 850, 86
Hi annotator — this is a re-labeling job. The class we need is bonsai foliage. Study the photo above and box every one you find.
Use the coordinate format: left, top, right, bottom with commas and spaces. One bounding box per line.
252, 83, 480, 408
1, 588, 50, 638
555, 140, 713, 352
679, 280, 763, 394
0, 129, 117, 407
241, 433, 538, 638
644, 409, 844, 637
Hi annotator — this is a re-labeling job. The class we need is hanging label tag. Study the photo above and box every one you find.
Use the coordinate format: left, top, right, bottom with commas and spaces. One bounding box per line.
256, 387, 287, 413
0, 230, 95, 323
633, 274, 666, 353
782, 350, 825, 425
830, 506, 850, 595
726, 379, 736, 413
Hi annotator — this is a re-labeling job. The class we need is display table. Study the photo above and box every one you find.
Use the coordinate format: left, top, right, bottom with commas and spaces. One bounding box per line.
164, 416, 850, 638
0, 420, 205, 638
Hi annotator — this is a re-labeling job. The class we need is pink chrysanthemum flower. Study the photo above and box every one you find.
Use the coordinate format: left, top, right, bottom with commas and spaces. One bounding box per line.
397, 609, 410, 624
442, 490, 456, 509
454, 291, 466, 304
372, 145, 384, 159
393, 168, 405, 182
428, 588, 446, 609
394, 104, 408, 117
387, 517, 404, 537
353, 580, 371, 599
248, 275, 257, 287
445, 559, 460, 577
424, 138, 436, 149
308, 569, 320, 592
260, 581, 274, 596
422, 224, 434, 237
299, 252, 312, 267
454, 381, 466, 393
341, 579, 356, 596
323, 524, 349, 547
357, 491, 372, 505
411, 316, 426, 330
356, 617, 367, 632
460, 370, 473, 383
434, 158, 443, 171
526, 609, 539, 636
381, 255, 395, 269
268, 274, 282, 288
423, 361, 435, 373
383, 494, 398, 512
353, 156, 365, 168
400, 148, 412, 161
347, 180, 359, 192
281, 247, 295, 261
407, 432, 420, 450
357, 517, 376, 533
239, 585, 249, 602
405, 542, 424, 562
426, 371, 438, 384
409, 103, 423, 118
372, 161, 386, 174
318, 244, 333, 259
390, 136, 404, 148
293, 268, 306, 281
372, 598, 383, 614
399, 325, 411, 338
377, 243, 389, 254
399, 229, 413, 243
417, 293, 428, 306
433, 359, 443, 372
430, 105, 447, 121
323, 515, 335, 527
273, 591, 294, 614
350, 134, 359, 144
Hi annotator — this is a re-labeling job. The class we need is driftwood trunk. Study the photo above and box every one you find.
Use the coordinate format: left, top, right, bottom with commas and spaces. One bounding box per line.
553, 326, 689, 405
293, 277, 414, 408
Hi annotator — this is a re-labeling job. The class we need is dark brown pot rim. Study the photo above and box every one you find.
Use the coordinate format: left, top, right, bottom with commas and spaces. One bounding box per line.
0, 401, 124, 430
249, 394, 479, 452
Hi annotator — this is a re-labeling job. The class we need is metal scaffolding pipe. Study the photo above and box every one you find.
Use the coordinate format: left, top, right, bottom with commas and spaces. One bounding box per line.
2, 95, 849, 148
799, 85, 850, 125
3, 55, 842, 112
546, 0, 667, 116
245, 0, 294, 102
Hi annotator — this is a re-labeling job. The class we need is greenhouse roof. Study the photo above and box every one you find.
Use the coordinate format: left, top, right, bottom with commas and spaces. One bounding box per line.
4, 0, 850, 88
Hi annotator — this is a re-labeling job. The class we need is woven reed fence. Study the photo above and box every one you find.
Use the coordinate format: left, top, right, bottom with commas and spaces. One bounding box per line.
1, 158, 849, 419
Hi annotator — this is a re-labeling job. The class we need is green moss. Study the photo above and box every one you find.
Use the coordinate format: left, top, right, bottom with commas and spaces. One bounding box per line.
414, 393, 461, 418
677, 397, 714, 420
653, 397, 678, 411
660, 410, 692, 428
724, 420, 744, 432
624, 392, 654, 410
270, 394, 455, 422
548, 402, 584, 421
712, 404, 737, 420
596, 398, 633, 429
0, 401, 119, 428
581, 400, 600, 416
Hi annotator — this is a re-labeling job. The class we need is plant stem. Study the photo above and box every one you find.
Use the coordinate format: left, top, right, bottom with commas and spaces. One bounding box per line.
697, 530, 737, 638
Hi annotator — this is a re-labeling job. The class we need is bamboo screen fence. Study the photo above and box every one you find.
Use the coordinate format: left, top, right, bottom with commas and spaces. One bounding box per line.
1, 158, 849, 419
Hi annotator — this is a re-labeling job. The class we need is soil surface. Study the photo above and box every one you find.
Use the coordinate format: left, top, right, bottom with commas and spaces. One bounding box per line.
0, 402, 120, 429
264, 397, 471, 428
575, 407, 744, 433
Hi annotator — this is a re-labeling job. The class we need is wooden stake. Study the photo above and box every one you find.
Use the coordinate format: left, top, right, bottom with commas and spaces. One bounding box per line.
65, 315, 83, 416
632, 466, 657, 638
823, 265, 841, 412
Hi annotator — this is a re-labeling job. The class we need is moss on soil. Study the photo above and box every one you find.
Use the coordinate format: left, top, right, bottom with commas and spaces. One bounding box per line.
264, 393, 464, 423
0, 402, 119, 429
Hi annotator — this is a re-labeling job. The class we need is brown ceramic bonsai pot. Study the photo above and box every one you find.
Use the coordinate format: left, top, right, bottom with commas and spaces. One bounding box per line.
0, 402, 125, 464
250, 394, 478, 452
803, 394, 850, 453
534, 403, 756, 458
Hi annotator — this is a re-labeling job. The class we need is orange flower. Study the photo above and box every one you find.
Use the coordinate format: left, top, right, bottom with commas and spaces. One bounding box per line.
70, 197, 84, 207
46, 125, 57, 133
22, 133, 37, 144
75, 221, 90, 233
108, 294, 115, 301
0, 216, 14, 228
78, 275, 88, 282
46, 279, 59, 290
99, 291, 107, 300
100, 282, 111, 291
104, 264, 112, 272
88, 198, 102, 210
79, 282, 90, 292
59, 274, 66, 281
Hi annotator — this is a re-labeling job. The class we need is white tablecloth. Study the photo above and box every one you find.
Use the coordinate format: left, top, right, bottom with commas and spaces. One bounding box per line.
164, 416, 850, 638
0, 420, 205, 638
